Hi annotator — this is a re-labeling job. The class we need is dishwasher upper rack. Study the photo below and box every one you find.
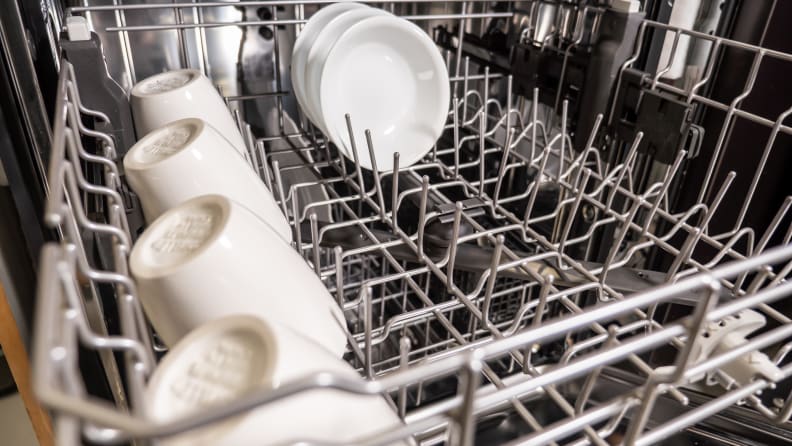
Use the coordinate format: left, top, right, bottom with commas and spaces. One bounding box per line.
35, 1, 792, 445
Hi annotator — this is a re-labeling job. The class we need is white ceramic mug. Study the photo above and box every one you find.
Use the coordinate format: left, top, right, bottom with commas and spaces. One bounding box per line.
145, 316, 408, 446
129, 194, 347, 357
123, 118, 291, 242
129, 69, 247, 155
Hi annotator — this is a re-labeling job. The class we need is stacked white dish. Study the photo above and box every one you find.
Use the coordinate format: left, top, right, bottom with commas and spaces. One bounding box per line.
291, 2, 450, 172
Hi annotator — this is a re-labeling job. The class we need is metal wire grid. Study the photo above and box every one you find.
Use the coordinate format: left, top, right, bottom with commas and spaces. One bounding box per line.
35, 60, 156, 444
70, 0, 792, 217
32, 1, 792, 445
267, 75, 792, 445
613, 19, 792, 221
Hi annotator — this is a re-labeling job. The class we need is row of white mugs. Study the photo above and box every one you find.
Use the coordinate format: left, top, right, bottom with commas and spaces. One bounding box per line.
123, 44, 407, 444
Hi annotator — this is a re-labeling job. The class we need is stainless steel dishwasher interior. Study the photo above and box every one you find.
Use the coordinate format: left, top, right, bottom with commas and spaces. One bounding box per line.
33, 1, 792, 445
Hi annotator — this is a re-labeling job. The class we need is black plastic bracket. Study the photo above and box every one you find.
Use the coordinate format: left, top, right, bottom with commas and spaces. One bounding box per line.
685, 123, 705, 159
510, 43, 541, 95
611, 69, 702, 164
61, 32, 145, 239
60, 32, 137, 156
574, 7, 645, 150
634, 89, 697, 164
611, 68, 646, 149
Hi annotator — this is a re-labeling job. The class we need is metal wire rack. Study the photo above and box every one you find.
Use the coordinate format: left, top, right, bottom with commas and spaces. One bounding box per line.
34, 1, 792, 445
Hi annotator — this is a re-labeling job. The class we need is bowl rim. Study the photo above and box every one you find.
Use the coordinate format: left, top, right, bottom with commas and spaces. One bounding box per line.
129, 194, 232, 279
130, 69, 203, 98
123, 117, 205, 171
143, 315, 278, 441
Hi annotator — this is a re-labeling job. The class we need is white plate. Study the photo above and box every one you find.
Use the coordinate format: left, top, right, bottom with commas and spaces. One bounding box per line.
303, 7, 391, 134
291, 2, 367, 127
319, 15, 450, 171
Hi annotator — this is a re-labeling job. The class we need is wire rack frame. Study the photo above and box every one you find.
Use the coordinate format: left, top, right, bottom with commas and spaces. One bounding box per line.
37, 63, 789, 441
34, 1, 792, 445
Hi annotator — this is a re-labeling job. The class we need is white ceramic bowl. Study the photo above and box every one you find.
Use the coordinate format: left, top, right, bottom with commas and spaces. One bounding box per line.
303, 7, 391, 135
319, 15, 450, 171
145, 316, 407, 446
129, 194, 347, 356
291, 2, 368, 126
129, 70, 247, 155
123, 118, 291, 241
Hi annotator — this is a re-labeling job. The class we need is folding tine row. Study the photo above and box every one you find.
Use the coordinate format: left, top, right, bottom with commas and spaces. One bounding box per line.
35, 59, 154, 445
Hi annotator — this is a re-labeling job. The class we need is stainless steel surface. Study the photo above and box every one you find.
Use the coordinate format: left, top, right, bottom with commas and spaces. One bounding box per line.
79, 0, 243, 93
32, 1, 792, 445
